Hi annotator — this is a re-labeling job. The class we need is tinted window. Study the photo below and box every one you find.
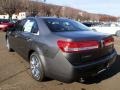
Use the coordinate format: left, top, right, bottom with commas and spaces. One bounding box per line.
31, 20, 39, 34
82, 22, 100, 27
43, 18, 90, 32
14, 19, 27, 31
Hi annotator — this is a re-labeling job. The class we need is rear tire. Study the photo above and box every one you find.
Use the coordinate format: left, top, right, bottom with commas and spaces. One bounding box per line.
6, 38, 13, 52
30, 52, 45, 81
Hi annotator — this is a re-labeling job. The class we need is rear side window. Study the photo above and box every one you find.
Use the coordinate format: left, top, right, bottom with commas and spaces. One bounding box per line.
43, 18, 90, 32
30, 21, 39, 34
23, 20, 34, 32
23, 19, 39, 35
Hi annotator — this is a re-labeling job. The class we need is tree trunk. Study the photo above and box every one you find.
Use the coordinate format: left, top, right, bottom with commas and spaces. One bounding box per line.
9, 14, 12, 21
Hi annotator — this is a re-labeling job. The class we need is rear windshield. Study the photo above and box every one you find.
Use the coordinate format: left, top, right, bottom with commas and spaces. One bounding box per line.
43, 18, 90, 32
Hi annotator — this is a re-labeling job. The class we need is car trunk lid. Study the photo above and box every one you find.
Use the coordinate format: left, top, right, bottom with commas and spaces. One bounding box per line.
55, 31, 114, 66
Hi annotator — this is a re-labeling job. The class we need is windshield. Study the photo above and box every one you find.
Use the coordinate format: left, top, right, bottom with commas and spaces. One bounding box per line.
43, 18, 90, 32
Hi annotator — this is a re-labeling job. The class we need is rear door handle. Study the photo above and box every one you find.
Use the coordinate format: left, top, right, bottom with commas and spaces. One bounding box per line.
14, 35, 19, 38
26, 38, 32, 42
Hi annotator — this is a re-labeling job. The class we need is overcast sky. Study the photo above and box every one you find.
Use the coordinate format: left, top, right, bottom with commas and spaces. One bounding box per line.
43, 0, 120, 16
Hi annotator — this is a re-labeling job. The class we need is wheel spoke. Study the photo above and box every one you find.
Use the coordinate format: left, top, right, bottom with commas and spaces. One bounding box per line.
35, 69, 40, 77
32, 68, 36, 75
30, 64, 35, 69
36, 63, 40, 68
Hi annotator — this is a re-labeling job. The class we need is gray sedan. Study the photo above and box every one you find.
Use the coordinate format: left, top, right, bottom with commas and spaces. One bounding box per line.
6, 17, 117, 83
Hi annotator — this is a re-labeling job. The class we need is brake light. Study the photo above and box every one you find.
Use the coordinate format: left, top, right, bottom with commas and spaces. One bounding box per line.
57, 40, 99, 53
104, 37, 114, 46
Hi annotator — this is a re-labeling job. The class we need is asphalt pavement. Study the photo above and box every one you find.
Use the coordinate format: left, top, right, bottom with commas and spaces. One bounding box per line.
0, 32, 120, 90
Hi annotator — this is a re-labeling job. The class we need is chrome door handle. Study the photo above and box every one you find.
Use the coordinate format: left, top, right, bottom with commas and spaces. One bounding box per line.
27, 38, 32, 42
14, 35, 18, 38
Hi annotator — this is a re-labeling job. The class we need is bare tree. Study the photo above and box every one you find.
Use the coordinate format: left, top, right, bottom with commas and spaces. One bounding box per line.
27, 0, 41, 16
51, 6, 62, 17
0, 7, 4, 14
54, 7, 62, 17
0, 0, 24, 20
44, 4, 53, 16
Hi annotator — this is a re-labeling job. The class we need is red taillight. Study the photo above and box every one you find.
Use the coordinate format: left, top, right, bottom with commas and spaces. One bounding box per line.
104, 37, 114, 46
57, 40, 99, 53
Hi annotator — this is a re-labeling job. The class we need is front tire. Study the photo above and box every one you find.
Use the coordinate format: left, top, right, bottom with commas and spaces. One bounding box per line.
6, 38, 13, 52
30, 52, 45, 81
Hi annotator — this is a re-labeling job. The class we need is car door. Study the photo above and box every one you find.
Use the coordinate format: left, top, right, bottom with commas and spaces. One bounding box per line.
14, 18, 39, 58
8, 19, 26, 51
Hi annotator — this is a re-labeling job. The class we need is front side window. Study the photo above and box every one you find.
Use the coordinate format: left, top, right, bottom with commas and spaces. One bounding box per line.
43, 18, 90, 32
14, 19, 26, 31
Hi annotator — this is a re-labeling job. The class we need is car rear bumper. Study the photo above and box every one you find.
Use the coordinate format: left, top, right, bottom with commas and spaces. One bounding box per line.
72, 51, 116, 82
73, 50, 116, 76
48, 50, 117, 83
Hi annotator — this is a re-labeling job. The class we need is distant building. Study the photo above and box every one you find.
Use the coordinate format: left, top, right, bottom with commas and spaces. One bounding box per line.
0, 12, 27, 20
117, 17, 120, 22
0, 14, 9, 19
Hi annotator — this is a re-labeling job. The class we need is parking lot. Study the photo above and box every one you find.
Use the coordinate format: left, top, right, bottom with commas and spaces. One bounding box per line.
0, 32, 120, 90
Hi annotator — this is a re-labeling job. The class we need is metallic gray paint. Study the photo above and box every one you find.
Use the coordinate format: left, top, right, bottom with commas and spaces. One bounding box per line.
6, 17, 117, 82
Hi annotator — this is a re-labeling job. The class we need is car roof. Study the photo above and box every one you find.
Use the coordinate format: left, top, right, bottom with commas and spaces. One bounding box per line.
27, 16, 69, 20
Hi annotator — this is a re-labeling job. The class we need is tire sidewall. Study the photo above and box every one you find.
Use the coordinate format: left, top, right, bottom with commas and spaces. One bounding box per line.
6, 38, 11, 51
30, 52, 45, 81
